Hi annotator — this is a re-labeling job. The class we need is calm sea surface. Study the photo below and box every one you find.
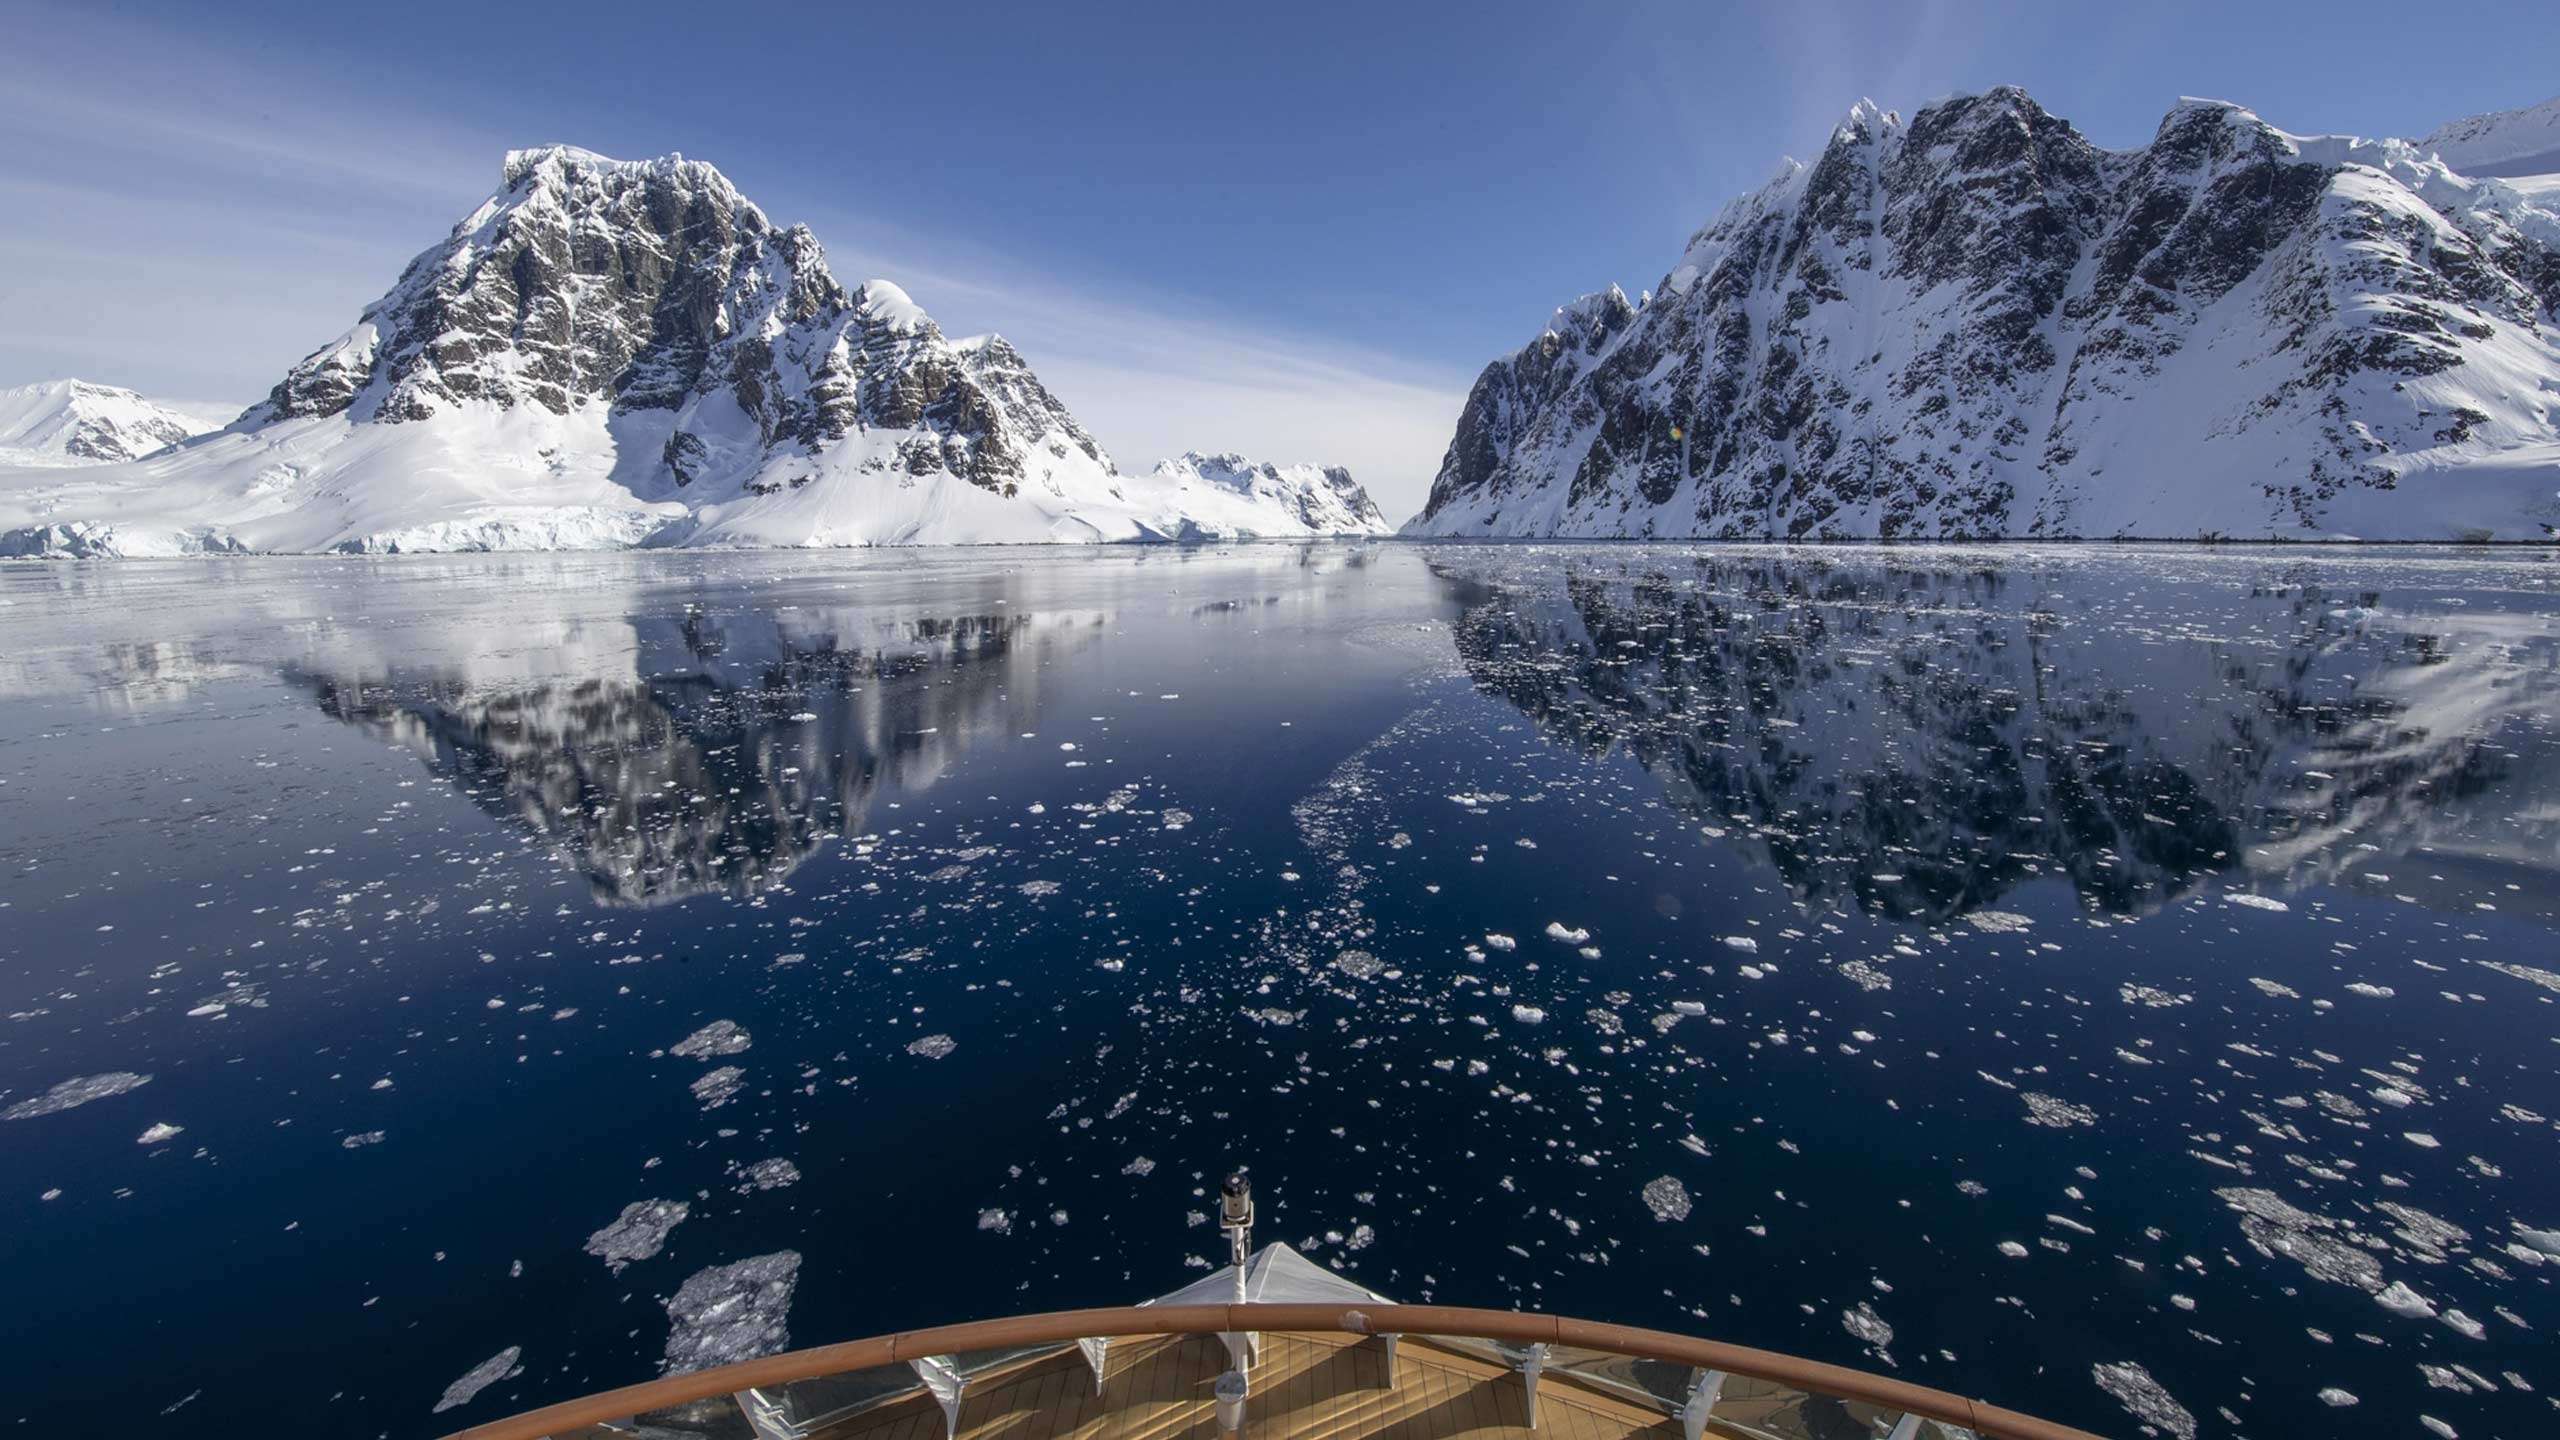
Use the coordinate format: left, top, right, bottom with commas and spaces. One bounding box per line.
2, 543, 2556, 1439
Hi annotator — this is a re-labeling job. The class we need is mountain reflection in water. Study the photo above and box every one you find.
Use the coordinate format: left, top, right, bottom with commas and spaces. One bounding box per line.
1434, 550, 2560, 922
291, 608, 1098, 905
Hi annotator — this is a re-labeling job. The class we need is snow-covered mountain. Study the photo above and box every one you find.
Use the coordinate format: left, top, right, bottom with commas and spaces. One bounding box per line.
2419, 96, 2560, 181
0, 380, 223, 467
1130, 451, 1390, 538
0, 146, 1185, 556
1409, 89, 2560, 541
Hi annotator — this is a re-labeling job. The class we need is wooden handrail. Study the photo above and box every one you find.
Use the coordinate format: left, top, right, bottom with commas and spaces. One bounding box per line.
441, 1302, 2110, 1440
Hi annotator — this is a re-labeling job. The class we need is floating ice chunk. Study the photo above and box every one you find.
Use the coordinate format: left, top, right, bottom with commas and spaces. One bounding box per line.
1642, 1176, 1692, 1222
2317, 1388, 2358, 1406
1841, 1302, 1893, 1353
2441, 1308, 2485, 1340
2225, 893, 2289, 912
431, 1346, 523, 1414
584, 1199, 690, 1273
2091, 1361, 2195, 1440
1671, 1001, 1707, 1016
3, 1071, 151, 1120
661, 1252, 800, 1375
136, 1122, 183, 1144
1511, 1005, 1546, 1024
2404, 1132, 2440, 1148
732, 1158, 800, 1193
1161, 810, 1193, 831
2021, 1093, 2097, 1128
907, 1034, 957, 1059
1998, 1241, 2030, 1258
1963, 910, 2032, 933
342, 1130, 386, 1149
691, 1067, 745, 1109
1738, 965, 1766, 980
2214, 1187, 2381, 1292
1019, 880, 1061, 897
2119, 984, 2191, 1008
2516, 1225, 2560, 1258
671, 1020, 751, 1059
1483, 933, 1516, 951
1544, 923, 1589, 944
2346, 983, 2395, 998
1829, 956, 1890, 991
2420, 1418, 2456, 1439
977, 1208, 1012, 1234
1333, 950, 1385, 980
2375, 1280, 2437, 1318
2480, 961, 2560, 995
1721, 935, 1758, 953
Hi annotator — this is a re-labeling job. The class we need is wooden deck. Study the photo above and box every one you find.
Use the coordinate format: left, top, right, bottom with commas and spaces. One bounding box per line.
809, 1332, 1690, 1440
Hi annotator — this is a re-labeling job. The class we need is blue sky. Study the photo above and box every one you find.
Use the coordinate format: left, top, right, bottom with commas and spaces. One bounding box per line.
1, 0, 2552, 513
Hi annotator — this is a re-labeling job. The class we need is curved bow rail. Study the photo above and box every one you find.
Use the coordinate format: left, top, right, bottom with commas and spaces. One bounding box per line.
441, 1302, 2110, 1440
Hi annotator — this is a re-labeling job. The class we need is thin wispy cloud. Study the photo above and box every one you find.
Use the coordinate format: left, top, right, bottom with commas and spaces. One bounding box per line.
809, 231, 1469, 512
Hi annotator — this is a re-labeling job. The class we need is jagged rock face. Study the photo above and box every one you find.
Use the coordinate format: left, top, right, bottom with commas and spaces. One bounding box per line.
0, 379, 214, 464
254, 149, 818, 428
1411, 88, 2560, 540
240, 146, 1113, 506
1140, 451, 1391, 536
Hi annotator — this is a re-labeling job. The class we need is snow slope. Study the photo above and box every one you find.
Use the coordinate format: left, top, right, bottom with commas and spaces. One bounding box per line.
0, 380, 224, 467
0, 147, 1184, 555
2419, 95, 2560, 180
1410, 89, 2560, 541
1126, 451, 1391, 538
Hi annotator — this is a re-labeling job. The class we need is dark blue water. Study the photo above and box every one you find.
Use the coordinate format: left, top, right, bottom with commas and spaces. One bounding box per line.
2, 544, 2555, 1439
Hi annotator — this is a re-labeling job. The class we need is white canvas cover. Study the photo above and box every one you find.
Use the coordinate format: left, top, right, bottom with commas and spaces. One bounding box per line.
1144, 1241, 1395, 1307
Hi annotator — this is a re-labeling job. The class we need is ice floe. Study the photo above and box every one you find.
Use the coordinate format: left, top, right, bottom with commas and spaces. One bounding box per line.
661, 1251, 801, 1374
584, 1199, 690, 1273
670, 1020, 751, 1059
431, 1346, 523, 1414
3, 1071, 152, 1120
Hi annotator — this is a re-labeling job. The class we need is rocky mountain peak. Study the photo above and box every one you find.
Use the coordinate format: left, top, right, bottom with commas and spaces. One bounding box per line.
1412, 86, 2560, 541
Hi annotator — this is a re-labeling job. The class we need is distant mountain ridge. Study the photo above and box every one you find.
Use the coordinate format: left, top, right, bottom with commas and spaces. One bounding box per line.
0, 380, 221, 467
0, 147, 1376, 556
1138, 451, 1390, 538
2419, 96, 2560, 179
1409, 88, 2560, 541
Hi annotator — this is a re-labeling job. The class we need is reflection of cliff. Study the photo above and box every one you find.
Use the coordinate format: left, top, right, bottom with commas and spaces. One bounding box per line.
1437, 552, 2560, 922
292, 609, 1099, 906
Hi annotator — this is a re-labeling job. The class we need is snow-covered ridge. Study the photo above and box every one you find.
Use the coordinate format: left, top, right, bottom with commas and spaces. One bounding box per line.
2417, 96, 2560, 180
0, 380, 223, 467
1412, 86, 2560, 541
0, 148, 1325, 556
1131, 451, 1391, 539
